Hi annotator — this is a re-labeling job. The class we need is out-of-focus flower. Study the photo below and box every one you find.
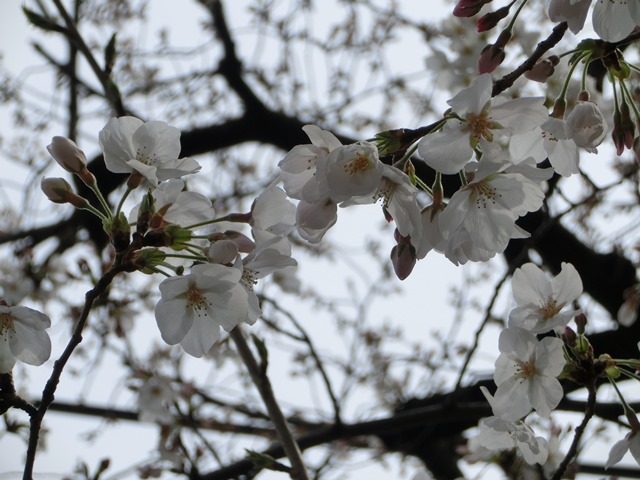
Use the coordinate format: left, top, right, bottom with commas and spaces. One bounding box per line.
137, 376, 177, 424
99, 116, 200, 187
0, 304, 52, 373
606, 409, 640, 469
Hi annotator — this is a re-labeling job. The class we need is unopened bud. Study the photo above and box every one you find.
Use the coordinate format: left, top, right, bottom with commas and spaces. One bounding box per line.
525, 57, 558, 83
575, 312, 587, 334
41, 177, 88, 208
476, 5, 510, 32
477, 43, 505, 74
453, 0, 493, 17
47, 136, 87, 173
391, 230, 416, 280
563, 326, 577, 348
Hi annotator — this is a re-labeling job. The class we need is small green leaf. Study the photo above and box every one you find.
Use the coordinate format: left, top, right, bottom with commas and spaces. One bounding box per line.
22, 6, 65, 33
104, 33, 117, 76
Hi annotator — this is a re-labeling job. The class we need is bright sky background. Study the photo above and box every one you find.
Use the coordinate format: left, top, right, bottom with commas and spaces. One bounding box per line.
0, 1, 632, 479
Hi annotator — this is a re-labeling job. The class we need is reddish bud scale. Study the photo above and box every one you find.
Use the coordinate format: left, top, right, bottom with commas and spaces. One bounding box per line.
476, 5, 511, 32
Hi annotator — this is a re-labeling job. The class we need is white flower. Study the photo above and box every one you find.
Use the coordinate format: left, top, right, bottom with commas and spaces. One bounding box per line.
593, 0, 640, 42
509, 262, 583, 334
493, 327, 565, 420
0, 305, 52, 373
548, 0, 640, 42
438, 155, 551, 265
415, 202, 447, 260
510, 118, 581, 177
565, 101, 608, 153
316, 142, 384, 202
278, 125, 342, 202
137, 376, 177, 424
250, 184, 296, 243
155, 263, 249, 357
341, 164, 422, 238
547, 0, 591, 34
239, 237, 297, 323
606, 410, 640, 470
130, 179, 215, 227
99, 116, 200, 187
417, 74, 547, 174
477, 387, 549, 465
295, 199, 338, 244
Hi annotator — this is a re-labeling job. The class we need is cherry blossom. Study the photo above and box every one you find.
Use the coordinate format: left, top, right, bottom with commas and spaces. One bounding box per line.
476, 386, 550, 465
278, 124, 342, 203
437, 155, 552, 265
130, 179, 215, 227
565, 101, 608, 153
492, 327, 565, 420
548, 0, 640, 42
316, 142, 384, 202
341, 164, 422, 239
508, 262, 583, 334
417, 74, 547, 174
154, 263, 249, 357
137, 376, 178, 424
606, 409, 640, 469
0, 304, 52, 373
99, 116, 200, 187
250, 184, 296, 243
510, 118, 581, 177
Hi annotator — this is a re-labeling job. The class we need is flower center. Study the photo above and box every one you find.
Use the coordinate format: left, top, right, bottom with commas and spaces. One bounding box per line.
538, 297, 559, 319
185, 286, 211, 316
241, 270, 259, 291
0, 313, 15, 339
470, 181, 501, 209
467, 112, 497, 145
518, 360, 537, 379
135, 145, 157, 166
343, 153, 373, 176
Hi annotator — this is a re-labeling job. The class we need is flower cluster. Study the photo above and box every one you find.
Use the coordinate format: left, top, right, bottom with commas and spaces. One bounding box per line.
43, 116, 297, 358
474, 262, 582, 466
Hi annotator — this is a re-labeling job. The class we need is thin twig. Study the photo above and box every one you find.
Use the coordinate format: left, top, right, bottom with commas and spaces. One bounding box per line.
23, 261, 130, 480
230, 326, 310, 480
551, 381, 597, 480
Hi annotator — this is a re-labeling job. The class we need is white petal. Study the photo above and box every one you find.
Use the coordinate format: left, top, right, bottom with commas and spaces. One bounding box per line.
552, 262, 583, 305
593, 0, 636, 42
155, 298, 191, 345
131, 121, 181, 163
179, 312, 221, 357
10, 321, 51, 366
302, 125, 343, 151
447, 74, 492, 116
606, 437, 630, 469
418, 124, 473, 175
512, 263, 553, 306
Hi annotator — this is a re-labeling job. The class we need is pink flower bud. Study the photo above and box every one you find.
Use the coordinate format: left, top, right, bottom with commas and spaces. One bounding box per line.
390, 243, 416, 280
46, 136, 87, 173
476, 5, 510, 32
453, 0, 492, 17
477, 43, 505, 74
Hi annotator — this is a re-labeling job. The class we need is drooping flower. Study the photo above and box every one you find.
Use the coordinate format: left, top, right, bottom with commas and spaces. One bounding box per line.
155, 263, 249, 357
417, 74, 547, 174
509, 262, 583, 334
0, 304, 52, 373
278, 124, 342, 202
547, 0, 591, 34
565, 101, 608, 153
99, 116, 200, 187
492, 327, 565, 420
340, 164, 422, 239
238, 237, 298, 323
606, 408, 640, 469
477, 386, 549, 465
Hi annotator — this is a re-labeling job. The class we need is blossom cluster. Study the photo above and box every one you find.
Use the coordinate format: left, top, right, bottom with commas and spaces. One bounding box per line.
472, 263, 583, 466
42, 117, 297, 360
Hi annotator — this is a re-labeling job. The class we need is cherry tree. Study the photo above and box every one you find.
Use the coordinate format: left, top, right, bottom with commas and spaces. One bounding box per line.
2, 0, 640, 479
